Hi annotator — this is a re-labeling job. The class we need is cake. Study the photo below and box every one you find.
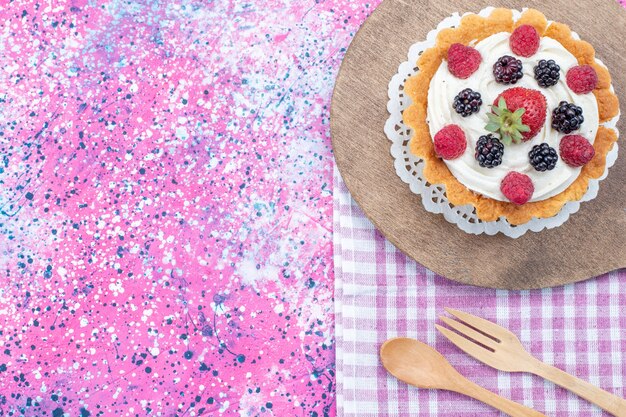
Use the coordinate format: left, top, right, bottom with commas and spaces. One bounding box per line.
403, 8, 619, 225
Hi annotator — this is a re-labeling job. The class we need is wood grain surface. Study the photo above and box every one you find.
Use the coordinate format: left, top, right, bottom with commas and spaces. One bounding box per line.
330, 0, 626, 289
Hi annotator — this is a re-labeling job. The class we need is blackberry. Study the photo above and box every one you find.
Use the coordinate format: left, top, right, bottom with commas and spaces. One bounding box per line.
453, 88, 482, 117
534, 59, 560, 88
552, 101, 584, 133
529, 143, 558, 171
475, 134, 504, 168
493, 55, 524, 84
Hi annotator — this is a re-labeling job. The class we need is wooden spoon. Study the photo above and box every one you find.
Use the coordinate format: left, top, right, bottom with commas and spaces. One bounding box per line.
380, 337, 546, 417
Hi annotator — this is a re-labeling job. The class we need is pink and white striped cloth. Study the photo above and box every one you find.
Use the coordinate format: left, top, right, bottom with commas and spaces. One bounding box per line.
333, 166, 626, 416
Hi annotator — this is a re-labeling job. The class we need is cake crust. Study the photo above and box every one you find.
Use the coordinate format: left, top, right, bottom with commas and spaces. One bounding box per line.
404, 8, 620, 225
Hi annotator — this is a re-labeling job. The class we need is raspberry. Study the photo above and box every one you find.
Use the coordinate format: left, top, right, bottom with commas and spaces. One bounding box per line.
501, 172, 534, 205
433, 125, 467, 160
559, 135, 595, 167
447, 43, 482, 79
566, 65, 598, 94
509, 25, 540, 57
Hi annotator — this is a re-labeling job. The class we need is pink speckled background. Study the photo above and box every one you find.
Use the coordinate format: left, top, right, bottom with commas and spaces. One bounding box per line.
0, 1, 625, 416
0, 1, 377, 416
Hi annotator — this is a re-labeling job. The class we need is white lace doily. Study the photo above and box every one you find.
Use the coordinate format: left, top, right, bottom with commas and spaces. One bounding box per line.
384, 7, 620, 238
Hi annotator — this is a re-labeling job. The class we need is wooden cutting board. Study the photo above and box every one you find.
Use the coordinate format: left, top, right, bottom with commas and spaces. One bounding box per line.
331, 0, 626, 290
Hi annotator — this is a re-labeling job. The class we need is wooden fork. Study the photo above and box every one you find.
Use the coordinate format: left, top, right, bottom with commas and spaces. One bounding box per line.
436, 308, 626, 417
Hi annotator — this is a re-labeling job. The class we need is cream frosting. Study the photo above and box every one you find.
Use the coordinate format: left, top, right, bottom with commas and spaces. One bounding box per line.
426, 32, 599, 202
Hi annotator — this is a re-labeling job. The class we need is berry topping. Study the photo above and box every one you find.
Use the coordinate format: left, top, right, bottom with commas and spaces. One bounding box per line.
453, 88, 482, 117
552, 101, 584, 133
534, 59, 560, 88
500, 172, 534, 205
493, 55, 524, 84
433, 125, 467, 160
529, 143, 558, 171
566, 65, 598, 94
475, 134, 504, 168
488, 88, 547, 144
560, 135, 595, 167
447, 43, 482, 79
510, 25, 540, 57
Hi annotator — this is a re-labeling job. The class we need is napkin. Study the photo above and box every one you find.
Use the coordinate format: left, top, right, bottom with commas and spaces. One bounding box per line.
334, 166, 626, 417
